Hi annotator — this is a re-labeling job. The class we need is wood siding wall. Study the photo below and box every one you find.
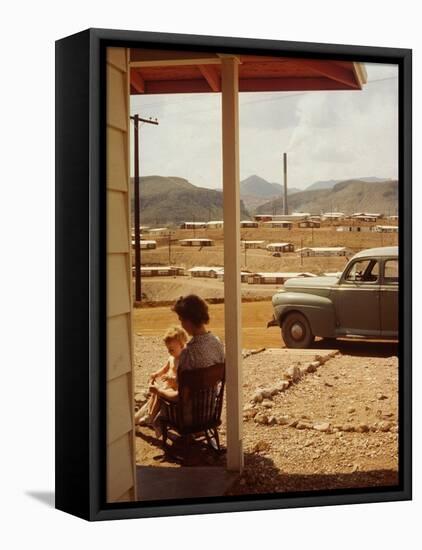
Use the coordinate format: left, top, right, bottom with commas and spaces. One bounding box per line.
106, 48, 136, 503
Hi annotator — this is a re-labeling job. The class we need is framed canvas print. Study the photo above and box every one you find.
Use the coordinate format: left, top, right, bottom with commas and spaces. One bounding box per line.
55, 28, 412, 521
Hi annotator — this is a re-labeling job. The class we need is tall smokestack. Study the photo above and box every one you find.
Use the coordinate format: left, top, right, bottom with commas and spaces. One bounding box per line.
283, 152, 288, 215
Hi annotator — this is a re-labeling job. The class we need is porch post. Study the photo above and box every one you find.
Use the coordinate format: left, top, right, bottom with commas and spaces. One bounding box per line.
221, 55, 244, 472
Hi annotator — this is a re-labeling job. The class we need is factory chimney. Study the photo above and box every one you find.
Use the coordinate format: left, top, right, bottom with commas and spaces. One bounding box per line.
283, 152, 288, 215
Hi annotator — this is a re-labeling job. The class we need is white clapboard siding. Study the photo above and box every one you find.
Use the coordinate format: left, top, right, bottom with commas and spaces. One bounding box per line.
106, 47, 136, 503
107, 432, 135, 502
107, 127, 128, 191
107, 314, 131, 381
107, 190, 130, 253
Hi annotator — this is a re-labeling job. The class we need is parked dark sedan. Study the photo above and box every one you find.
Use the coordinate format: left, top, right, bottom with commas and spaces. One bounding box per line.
268, 246, 398, 348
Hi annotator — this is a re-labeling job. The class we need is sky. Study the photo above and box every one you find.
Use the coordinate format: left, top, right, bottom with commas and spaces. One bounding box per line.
130, 62, 398, 191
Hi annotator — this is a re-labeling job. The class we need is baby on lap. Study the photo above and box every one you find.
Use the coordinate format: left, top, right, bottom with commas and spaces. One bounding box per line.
135, 325, 188, 435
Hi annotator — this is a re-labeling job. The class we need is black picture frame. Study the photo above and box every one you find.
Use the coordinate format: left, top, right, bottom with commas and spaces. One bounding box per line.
55, 27, 412, 521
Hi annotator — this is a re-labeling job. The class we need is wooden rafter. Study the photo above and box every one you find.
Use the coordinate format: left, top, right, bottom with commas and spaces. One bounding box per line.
290, 59, 361, 89
130, 70, 145, 93
130, 57, 221, 68
198, 64, 221, 92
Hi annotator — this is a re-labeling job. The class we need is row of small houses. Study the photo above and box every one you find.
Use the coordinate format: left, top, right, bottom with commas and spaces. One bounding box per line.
131, 239, 295, 250
179, 220, 319, 229
133, 223, 399, 250
253, 213, 398, 222
336, 224, 399, 233
132, 216, 398, 238
132, 240, 361, 255
136, 265, 317, 284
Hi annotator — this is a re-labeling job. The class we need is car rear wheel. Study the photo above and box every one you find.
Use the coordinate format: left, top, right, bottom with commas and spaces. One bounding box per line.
282, 312, 315, 349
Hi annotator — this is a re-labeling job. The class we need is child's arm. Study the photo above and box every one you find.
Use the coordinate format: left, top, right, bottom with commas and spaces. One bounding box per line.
149, 359, 170, 381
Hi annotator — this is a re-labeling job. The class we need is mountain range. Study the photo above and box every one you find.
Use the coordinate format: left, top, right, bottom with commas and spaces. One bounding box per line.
240, 174, 301, 211
131, 175, 398, 225
255, 178, 398, 216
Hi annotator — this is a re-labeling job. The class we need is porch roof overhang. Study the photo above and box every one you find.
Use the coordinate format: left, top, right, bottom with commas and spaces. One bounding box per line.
129, 48, 367, 94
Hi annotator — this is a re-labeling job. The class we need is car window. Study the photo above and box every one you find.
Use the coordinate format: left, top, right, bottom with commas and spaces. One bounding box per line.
384, 259, 399, 284
344, 259, 379, 283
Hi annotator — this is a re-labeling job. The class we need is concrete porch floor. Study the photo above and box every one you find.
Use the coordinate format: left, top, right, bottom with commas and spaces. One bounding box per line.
136, 464, 240, 501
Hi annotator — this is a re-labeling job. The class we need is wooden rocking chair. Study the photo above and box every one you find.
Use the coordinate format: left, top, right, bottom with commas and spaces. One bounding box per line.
158, 362, 225, 455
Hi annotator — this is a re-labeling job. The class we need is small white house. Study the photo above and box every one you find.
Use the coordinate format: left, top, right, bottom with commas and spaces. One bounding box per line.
131, 225, 150, 237
214, 268, 250, 282
351, 212, 381, 221
240, 220, 259, 228
373, 225, 399, 233
180, 221, 207, 229
136, 266, 185, 277
297, 246, 352, 257
188, 266, 223, 278
179, 238, 215, 247
206, 220, 224, 229
321, 212, 346, 221
266, 242, 294, 253
147, 227, 168, 235
131, 239, 157, 249
298, 220, 321, 228
242, 240, 266, 249
336, 225, 373, 233
263, 221, 293, 229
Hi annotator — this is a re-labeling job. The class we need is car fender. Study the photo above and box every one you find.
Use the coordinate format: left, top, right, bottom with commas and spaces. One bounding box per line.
272, 292, 336, 337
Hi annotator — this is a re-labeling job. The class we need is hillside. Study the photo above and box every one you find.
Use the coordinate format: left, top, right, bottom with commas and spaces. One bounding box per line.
305, 176, 390, 191
240, 174, 301, 211
256, 178, 398, 216
131, 175, 250, 225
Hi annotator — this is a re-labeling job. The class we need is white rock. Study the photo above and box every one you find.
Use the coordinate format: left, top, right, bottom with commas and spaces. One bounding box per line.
313, 422, 331, 432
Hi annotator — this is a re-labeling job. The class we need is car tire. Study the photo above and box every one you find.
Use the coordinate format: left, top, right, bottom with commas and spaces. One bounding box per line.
282, 312, 315, 349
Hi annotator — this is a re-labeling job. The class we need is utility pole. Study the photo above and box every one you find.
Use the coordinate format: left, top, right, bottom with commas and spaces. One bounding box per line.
167, 230, 175, 265
130, 114, 159, 302
300, 237, 303, 267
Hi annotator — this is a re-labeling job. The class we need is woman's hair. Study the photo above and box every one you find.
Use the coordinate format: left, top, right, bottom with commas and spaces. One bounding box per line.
163, 325, 188, 346
171, 294, 210, 327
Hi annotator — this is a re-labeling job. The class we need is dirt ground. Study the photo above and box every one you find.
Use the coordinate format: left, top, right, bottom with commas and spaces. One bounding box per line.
134, 332, 399, 496
134, 299, 285, 348
139, 224, 398, 283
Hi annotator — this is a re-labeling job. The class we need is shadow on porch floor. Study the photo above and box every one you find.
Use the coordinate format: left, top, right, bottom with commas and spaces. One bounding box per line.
135, 429, 240, 501
136, 464, 240, 501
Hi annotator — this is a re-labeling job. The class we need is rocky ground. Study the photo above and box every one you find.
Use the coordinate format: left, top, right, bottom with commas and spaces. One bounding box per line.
134, 336, 399, 496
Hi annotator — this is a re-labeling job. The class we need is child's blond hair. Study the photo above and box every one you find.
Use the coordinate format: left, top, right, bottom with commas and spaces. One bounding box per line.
163, 325, 188, 346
